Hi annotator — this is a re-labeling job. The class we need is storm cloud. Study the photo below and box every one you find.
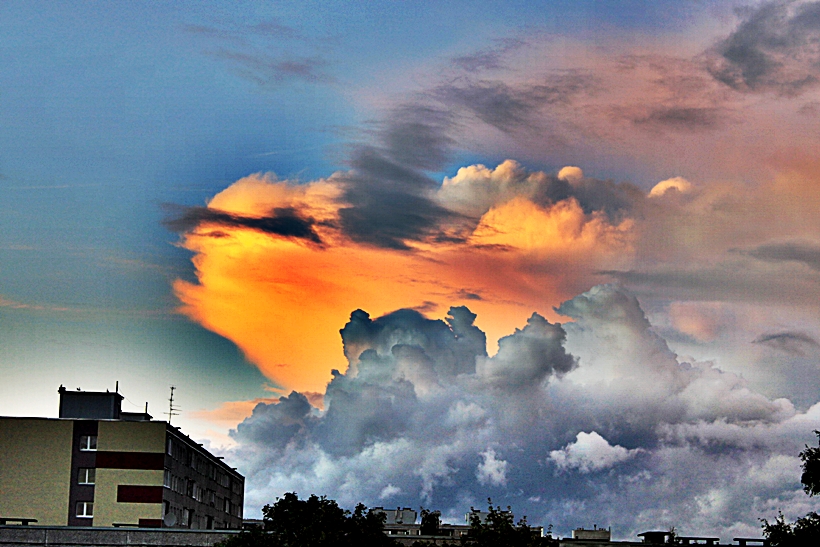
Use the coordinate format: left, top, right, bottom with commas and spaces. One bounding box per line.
225, 285, 816, 540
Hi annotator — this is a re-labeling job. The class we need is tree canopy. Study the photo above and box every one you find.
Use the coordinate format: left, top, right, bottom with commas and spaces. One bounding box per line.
762, 431, 820, 546
216, 492, 396, 547
460, 500, 557, 547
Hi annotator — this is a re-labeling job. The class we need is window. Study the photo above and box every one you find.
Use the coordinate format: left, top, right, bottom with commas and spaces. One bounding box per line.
76, 502, 93, 518
163, 469, 171, 488
79, 435, 97, 451
78, 468, 95, 485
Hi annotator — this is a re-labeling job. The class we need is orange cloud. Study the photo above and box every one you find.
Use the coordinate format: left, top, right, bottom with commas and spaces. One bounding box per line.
173, 165, 635, 393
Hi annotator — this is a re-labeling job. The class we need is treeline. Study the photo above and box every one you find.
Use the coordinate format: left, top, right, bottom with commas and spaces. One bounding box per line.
216, 493, 557, 547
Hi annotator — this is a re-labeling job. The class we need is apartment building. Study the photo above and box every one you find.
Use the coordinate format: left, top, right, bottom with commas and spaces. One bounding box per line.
0, 387, 243, 529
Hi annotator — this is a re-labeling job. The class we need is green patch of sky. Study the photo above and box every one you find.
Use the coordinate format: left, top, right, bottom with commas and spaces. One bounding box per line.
0, 306, 272, 420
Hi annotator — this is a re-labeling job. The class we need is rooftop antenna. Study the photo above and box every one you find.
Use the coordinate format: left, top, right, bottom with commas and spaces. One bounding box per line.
165, 385, 180, 425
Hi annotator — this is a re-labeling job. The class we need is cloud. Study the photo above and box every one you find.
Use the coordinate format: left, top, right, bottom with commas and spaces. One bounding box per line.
221, 285, 819, 539
380, 484, 402, 499
667, 301, 735, 342
557, 166, 583, 184
706, 1, 820, 96
648, 176, 693, 197
631, 106, 724, 131
171, 161, 640, 392
476, 449, 508, 486
745, 240, 820, 271
549, 431, 640, 473
754, 331, 820, 356
187, 19, 336, 87
451, 38, 527, 72
164, 205, 324, 244
431, 71, 595, 134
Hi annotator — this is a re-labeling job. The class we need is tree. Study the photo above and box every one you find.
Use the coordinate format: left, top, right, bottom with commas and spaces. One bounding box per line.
762, 432, 820, 546
460, 500, 557, 547
801, 431, 820, 497
216, 492, 397, 547
420, 508, 442, 536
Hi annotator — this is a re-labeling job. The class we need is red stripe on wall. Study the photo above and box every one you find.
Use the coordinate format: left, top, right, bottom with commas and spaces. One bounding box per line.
138, 519, 162, 528
96, 451, 164, 470
117, 485, 164, 503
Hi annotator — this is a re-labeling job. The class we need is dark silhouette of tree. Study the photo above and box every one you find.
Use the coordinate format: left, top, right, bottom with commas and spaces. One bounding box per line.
420, 508, 442, 536
762, 432, 820, 546
460, 500, 557, 547
215, 492, 396, 547
801, 431, 820, 497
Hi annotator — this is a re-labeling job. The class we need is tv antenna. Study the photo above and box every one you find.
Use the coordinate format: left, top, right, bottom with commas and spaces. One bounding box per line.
165, 385, 180, 424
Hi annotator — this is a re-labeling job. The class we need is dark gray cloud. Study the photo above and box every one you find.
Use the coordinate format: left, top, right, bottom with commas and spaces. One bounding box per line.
478, 312, 576, 386
339, 306, 486, 378
233, 391, 314, 447
432, 72, 594, 134
754, 331, 820, 355
631, 106, 724, 130
336, 106, 463, 249
163, 204, 323, 244
451, 38, 527, 72
706, 1, 820, 95
744, 240, 820, 271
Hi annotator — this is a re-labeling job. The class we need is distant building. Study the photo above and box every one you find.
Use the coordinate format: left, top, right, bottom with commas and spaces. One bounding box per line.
572, 526, 611, 541
0, 386, 244, 529
372, 507, 418, 525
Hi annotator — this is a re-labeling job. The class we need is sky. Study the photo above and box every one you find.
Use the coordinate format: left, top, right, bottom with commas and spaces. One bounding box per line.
3, 0, 820, 541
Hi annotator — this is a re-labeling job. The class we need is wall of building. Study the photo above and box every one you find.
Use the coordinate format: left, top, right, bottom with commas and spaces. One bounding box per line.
0, 526, 237, 547
93, 469, 163, 528
162, 427, 244, 530
92, 421, 167, 528
97, 421, 165, 453
0, 418, 74, 525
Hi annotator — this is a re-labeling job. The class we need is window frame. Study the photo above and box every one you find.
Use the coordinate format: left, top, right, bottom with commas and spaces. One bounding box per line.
78, 468, 96, 485
79, 435, 97, 451
76, 501, 94, 518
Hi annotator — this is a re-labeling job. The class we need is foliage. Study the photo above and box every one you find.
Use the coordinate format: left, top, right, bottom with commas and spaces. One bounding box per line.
801, 430, 820, 497
420, 509, 442, 536
215, 492, 396, 547
762, 511, 820, 546
460, 500, 557, 547
762, 432, 820, 546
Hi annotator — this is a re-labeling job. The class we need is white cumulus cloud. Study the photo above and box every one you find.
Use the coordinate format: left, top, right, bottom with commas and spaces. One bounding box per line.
549, 431, 640, 473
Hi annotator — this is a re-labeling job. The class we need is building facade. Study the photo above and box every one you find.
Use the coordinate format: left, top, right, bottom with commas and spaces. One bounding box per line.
0, 387, 243, 529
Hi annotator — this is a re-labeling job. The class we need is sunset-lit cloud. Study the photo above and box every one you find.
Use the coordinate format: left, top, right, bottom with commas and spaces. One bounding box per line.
172, 163, 638, 393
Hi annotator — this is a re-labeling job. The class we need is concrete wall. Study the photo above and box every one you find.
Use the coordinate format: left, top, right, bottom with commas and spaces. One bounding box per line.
97, 422, 165, 453
0, 527, 237, 547
93, 470, 163, 528
0, 418, 74, 526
